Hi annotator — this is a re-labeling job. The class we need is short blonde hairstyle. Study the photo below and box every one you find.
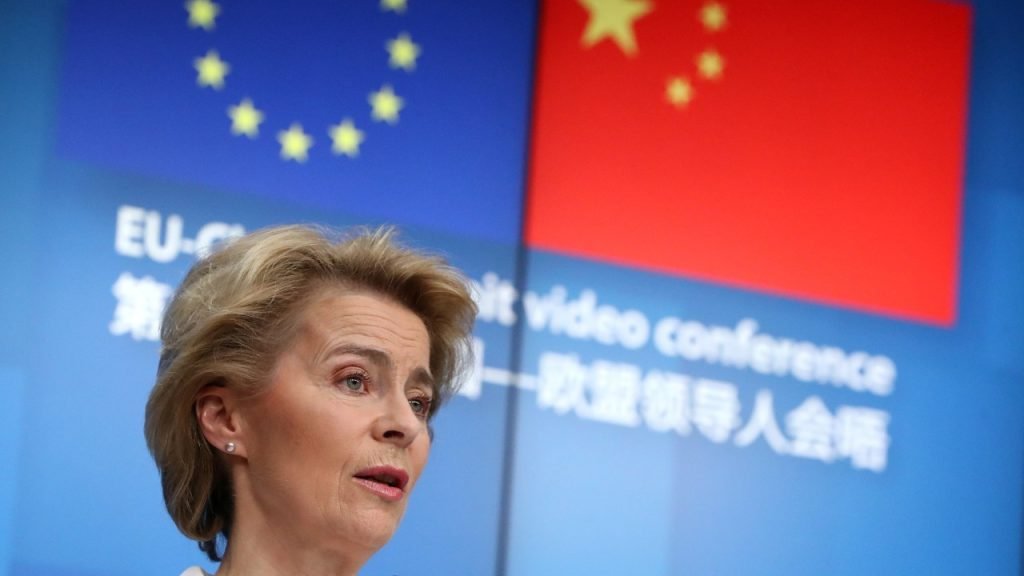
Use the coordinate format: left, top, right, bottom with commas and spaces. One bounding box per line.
144, 225, 477, 561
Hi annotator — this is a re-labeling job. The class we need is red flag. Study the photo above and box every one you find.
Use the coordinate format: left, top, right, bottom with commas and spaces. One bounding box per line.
525, 0, 971, 326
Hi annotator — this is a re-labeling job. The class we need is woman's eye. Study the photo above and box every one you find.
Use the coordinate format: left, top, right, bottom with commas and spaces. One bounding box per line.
409, 397, 432, 417
341, 374, 366, 392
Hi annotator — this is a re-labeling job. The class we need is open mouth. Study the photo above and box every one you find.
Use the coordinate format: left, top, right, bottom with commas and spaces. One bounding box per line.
353, 466, 409, 500
358, 472, 404, 488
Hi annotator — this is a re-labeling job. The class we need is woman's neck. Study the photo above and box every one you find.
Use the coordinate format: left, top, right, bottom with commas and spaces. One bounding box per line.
214, 523, 368, 576
214, 476, 374, 576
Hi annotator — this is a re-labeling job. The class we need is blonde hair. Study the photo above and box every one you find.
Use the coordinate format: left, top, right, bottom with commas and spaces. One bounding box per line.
144, 225, 477, 561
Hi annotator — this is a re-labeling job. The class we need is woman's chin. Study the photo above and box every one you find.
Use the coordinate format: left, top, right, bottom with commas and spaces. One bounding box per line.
330, 507, 405, 553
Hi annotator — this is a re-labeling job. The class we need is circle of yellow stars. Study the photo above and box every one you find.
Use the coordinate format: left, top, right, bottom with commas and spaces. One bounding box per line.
577, 0, 728, 110
186, 0, 419, 162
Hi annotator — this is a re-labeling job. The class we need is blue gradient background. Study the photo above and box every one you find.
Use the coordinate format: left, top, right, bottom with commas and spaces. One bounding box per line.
0, 0, 1021, 574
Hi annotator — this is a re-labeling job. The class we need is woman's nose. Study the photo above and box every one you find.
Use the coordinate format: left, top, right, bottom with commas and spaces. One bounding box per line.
372, 393, 423, 447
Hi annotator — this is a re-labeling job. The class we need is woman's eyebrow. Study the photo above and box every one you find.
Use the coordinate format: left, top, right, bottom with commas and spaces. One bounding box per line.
326, 344, 392, 368
409, 367, 435, 392
326, 344, 435, 389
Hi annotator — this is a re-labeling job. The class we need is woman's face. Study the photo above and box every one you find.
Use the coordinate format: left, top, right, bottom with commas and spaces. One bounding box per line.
237, 287, 433, 556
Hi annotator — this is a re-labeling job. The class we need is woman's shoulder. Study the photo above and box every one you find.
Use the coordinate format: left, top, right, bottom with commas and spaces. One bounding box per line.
178, 567, 211, 576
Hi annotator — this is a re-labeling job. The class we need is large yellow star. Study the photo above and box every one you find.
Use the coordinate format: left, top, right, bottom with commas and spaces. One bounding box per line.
700, 2, 727, 31
666, 76, 694, 108
277, 123, 313, 162
194, 50, 229, 89
387, 33, 421, 71
697, 50, 725, 79
578, 0, 652, 56
185, 0, 220, 31
329, 119, 366, 158
227, 98, 264, 138
381, 0, 408, 13
369, 85, 404, 124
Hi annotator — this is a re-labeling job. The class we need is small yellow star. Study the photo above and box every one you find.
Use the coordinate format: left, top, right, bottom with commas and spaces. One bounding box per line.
185, 0, 220, 31
666, 76, 694, 108
381, 0, 408, 13
387, 33, 421, 71
697, 50, 725, 79
700, 2, 727, 31
329, 119, 365, 158
227, 98, 264, 138
277, 123, 313, 162
578, 0, 652, 56
194, 50, 229, 89
369, 85, 404, 124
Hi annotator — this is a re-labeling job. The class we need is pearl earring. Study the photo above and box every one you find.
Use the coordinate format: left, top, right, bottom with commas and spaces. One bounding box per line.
225, 442, 236, 454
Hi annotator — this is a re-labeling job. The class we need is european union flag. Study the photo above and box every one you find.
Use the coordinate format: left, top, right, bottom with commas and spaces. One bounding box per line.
57, 0, 536, 243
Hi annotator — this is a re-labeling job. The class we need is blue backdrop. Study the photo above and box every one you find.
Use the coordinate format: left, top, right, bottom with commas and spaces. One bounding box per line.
0, 1, 1021, 575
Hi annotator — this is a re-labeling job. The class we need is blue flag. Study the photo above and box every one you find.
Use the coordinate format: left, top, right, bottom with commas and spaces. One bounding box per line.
56, 0, 536, 243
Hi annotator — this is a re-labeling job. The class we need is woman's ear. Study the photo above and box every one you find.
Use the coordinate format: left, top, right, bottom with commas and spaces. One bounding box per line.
195, 384, 247, 458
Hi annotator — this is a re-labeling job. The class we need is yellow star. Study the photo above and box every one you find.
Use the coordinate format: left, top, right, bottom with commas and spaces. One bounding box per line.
329, 119, 365, 158
666, 76, 693, 108
697, 50, 725, 79
194, 50, 229, 90
369, 85, 404, 124
185, 0, 220, 31
387, 33, 421, 71
578, 0, 652, 56
700, 2, 727, 31
277, 123, 313, 162
227, 98, 264, 138
381, 0, 408, 13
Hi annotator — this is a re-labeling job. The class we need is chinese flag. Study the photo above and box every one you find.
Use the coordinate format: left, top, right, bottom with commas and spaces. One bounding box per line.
525, 0, 971, 326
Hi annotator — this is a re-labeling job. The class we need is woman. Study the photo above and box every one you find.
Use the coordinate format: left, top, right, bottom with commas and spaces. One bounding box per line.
144, 225, 477, 576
